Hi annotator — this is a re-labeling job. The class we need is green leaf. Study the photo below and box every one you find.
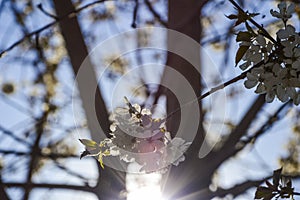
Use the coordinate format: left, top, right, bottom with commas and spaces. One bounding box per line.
287, 179, 292, 188
265, 180, 276, 190
273, 168, 282, 187
226, 14, 238, 19
255, 186, 273, 199
234, 10, 249, 26
245, 22, 257, 36
236, 31, 252, 42
98, 154, 105, 169
249, 12, 260, 18
280, 186, 294, 197
79, 139, 98, 148
262, 193, 276, 200
102, 149, 110, 156
235, 45, 250, 65
232, 11, 259, 27
80, 150, 90, 159
235, 18, 244, 27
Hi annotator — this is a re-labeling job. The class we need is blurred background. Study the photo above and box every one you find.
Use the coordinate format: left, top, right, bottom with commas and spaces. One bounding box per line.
0, 0, 300, 199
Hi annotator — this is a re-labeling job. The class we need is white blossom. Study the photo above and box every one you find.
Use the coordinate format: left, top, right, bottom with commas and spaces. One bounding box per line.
238, 9, 300, 105
106, 99, 191, 172
244, 71, 259, 89
270, 2, 295, 22
165, 138, 191, 166
293, 93, 300, 105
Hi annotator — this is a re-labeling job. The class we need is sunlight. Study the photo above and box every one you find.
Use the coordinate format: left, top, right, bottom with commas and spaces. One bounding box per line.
126, 163, 167, 200
126, 185, 166, 200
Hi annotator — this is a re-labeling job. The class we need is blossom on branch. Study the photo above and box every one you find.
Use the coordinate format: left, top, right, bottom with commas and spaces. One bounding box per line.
232, 2, 300, 105
80, 97, 190, 172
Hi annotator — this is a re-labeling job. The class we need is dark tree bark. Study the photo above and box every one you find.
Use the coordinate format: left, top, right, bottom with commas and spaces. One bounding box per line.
52, 0, 125, 199
161, 0, 208, 199
0, 178, 9, 200
161, 1, 266, 199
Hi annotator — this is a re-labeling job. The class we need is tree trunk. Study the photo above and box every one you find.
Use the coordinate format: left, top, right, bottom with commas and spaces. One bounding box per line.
161, 0, 212, 199
52, 0, 125, 199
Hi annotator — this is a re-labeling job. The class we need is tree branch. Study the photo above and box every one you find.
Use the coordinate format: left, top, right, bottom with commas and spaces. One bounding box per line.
227, 0, 277, 44
207, 94, 266, 168
207, 176, 271, 199
144, 0, 167, 27
0, 177, 10, 200
226, 101, 292, 164
131, 0, 139, 28
3, 182, 94, 193
0, 149, 78, 159
23, 113, 49, 200
37, 3, 58, 20
0, 0, 110, 58
52, 0, 125, 198
0, 125, 31, 147
242, 101, 292, 145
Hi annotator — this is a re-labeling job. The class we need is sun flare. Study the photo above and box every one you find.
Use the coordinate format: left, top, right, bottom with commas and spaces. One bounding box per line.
126, 163, 166, 200
126, 185, 166, 200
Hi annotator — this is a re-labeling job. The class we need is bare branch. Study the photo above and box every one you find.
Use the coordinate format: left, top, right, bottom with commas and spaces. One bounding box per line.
53, 161, 90, 183
131, 0, 139, 28
205, 94, 266, 169
144, 0, 167, 27
3, 182, 94, 193
0, 0, 110, 58
228, 0, 277, 44
23, 113, 49, 200
211, 101, 292, 167
209, 176, 271, 199
0, 149, 78, 159
163, 60, 265, 123
0, 176, 10, 200
52, 0, 125, 198
242, 101, 292, 145
37, 3, 58, 20
0, 125, 31, 147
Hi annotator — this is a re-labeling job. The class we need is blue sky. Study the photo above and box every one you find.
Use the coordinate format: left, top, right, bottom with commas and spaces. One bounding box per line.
0, 0, 299, 199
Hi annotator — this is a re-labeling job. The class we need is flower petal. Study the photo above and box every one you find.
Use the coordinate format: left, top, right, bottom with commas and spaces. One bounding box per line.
287, 3, 295, 16
244, 80, 258, 89
255, 83, 266, 94
266, 91, 275, 103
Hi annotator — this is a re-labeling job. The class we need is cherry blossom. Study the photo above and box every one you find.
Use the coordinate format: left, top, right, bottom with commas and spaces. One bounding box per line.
270, 2, 295, 23
238, 2, 300, 105
105, 98, 190, 172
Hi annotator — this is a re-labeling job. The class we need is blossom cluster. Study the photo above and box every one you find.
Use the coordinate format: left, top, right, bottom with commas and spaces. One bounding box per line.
237, 2, 300, 105
80, 98, 190, 172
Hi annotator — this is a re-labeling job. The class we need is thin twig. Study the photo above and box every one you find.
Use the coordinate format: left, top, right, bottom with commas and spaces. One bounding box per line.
0, 125, 31, 147
3, 182, 94, 192
221, 101, 293, 163
0, 0, 111, 58
144, 0, 167, 27
0, 150, 78, 159
53, 161, 89, 183
131, 0, 139, 28
37, 3, 58, 20
243, 101, 292, 144
164, 60, 264, 121
228, 0, 277, 44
